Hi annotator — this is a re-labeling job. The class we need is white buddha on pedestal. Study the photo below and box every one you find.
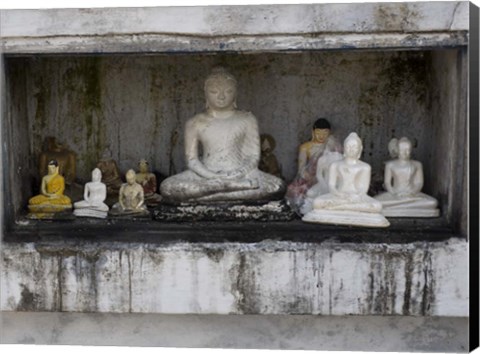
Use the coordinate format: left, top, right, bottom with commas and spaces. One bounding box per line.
160, 67, 285, 204
302, 132, 389, 228
374, 137, 439, 217
74, 168, 109, 219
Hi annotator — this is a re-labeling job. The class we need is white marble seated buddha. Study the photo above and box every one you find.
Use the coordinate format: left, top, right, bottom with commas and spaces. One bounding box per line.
74, 168, 109, 219
160, 67, 285, 204
374, 137, 439, 217
302, 133, 389, 228
110, 169, 149, 216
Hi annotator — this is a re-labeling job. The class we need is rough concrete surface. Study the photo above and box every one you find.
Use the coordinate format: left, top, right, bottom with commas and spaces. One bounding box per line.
0, 2, 468, 53
0, 3, 468, 37
0, 312, 469, 352
0, 238, 468, 316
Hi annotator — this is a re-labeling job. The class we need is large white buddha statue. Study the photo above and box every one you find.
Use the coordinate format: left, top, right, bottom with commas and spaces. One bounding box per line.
374, 137, 439, 217
160, 68, 285, 204
302, 132, 389, 227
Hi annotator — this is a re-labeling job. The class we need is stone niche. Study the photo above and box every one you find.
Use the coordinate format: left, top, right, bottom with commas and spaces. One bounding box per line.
0, 1, 471, 328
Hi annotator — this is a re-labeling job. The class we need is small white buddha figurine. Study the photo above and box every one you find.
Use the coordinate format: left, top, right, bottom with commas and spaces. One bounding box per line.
374, 137, 439, 217
302, 132, 389, 227
136, 159, 162, 206
73, 168, 109, 219
160, 67, 285, 203
110, 169, 149, 216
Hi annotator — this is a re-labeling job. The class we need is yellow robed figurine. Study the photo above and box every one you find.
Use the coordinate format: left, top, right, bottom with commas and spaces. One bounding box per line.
28, 159, 72, 217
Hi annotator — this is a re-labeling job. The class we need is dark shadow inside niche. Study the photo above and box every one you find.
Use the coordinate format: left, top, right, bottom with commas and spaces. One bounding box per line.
2, 48, 468, 240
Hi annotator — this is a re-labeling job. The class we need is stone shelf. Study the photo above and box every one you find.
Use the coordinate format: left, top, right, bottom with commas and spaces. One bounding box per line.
5, 218, 460, 244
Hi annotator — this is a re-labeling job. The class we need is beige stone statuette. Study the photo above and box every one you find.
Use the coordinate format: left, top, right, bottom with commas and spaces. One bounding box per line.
160, 67, 285, 203
110, 169, 149, 216
375, 137, 439, 217
74, 168, 109, 219
302, 133, 389, 227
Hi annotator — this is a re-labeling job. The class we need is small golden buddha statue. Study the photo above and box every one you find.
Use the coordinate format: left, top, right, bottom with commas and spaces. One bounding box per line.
259, 134, 282, 179
39, 137, 76, 185
28, 159, 72, 218
96, 148, 123, 198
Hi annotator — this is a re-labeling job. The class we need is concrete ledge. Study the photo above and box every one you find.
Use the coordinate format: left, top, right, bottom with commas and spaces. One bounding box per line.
2, 32, 468, 54
0, 2, 469, 37
0, 2, 469, 53
0, 312, 469, 352
0, 238, 468, 316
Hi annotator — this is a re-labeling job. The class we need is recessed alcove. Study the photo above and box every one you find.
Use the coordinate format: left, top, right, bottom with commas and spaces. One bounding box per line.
3, 48, 467, 239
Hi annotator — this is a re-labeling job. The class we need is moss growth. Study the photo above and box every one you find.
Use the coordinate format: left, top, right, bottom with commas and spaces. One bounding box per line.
381, 52, 428, 103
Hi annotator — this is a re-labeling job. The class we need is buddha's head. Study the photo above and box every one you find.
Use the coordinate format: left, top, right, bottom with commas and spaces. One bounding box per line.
388, 138, 399, 159
204, 67, 237, 111
126, 169, 136, 185
47, 160, 59, 175
311, 118, 331, 144
397, 137, 412, 161
344, 133, 363, 160
138, 159, 149, 174
100, 147, 112, 160
92, 168, 102, 182
260, 134, 276, 153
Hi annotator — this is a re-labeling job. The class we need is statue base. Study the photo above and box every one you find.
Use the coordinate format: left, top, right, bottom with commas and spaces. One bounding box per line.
302, 209, 390, 228
26, 210, 74, 220
154, 200, 295, 222
74, 209, 109, 219
382, 208, 440, 218
108, 209, 151, 219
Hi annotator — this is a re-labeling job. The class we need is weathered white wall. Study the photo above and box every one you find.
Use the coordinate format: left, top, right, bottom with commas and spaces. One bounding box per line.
0, 3, 468, 53
0, 239, 468, 316
7, 51, 433, 183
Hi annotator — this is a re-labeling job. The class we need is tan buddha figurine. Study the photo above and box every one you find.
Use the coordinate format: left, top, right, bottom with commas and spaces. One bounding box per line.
39, 137, 76, 185
28, 159, 72, 217
285, 118, 342, 215
135, 159, 162, 206
110, 169, 149, 216
160, 67, 285, 203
